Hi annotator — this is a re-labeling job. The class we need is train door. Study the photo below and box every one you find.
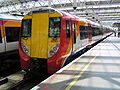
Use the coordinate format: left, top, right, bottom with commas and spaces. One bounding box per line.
88, 23, 92, 42
5, 27, 20, 52
0, 26, 5, 54
31, 13, 49, 58
71, 22, 76, 52
66, 19, 73, 54
60, 18, 72, 57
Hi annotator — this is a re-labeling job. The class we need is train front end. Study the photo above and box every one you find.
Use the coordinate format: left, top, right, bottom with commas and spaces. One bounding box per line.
19, 8, 62, 74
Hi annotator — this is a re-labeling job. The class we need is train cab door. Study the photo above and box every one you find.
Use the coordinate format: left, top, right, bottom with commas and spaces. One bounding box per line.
61, 18, 73, 56
71, 21, 76, 52
0, 25, 5, 54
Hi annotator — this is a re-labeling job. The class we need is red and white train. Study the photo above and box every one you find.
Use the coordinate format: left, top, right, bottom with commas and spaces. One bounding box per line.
19, 7, 112, 74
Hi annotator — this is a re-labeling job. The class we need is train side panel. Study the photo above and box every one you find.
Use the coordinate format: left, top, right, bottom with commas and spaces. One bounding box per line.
73, 20, 88, 52
0, 20, 5, 53
3, 20, 21, 52
0, 19, 21, 55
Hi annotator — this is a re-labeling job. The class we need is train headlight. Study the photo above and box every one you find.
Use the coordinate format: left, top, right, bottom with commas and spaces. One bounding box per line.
21, 42, 30, 56
48, 43, 60, 58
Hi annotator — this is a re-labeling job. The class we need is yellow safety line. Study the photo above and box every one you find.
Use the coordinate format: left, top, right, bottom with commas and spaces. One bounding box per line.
65, 55, 97, 90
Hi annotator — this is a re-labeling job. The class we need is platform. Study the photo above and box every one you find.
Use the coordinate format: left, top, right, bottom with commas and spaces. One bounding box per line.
31, 36, 120, 90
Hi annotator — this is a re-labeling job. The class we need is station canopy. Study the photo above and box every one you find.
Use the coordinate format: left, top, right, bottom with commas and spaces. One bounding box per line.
0, 0, 120, 27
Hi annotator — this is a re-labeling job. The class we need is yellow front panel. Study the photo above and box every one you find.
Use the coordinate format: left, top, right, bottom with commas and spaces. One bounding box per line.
48, 37, 60, 54
31, 13, 49, 58
21, 38, 31, 54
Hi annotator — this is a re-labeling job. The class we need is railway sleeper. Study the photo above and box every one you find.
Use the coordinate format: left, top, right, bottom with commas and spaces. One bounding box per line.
0, 77, 8, 85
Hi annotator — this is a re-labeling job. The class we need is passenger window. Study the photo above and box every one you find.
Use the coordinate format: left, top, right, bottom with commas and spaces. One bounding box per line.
66, 20, 70, 38
80, 26, 88, 40
0, 29, 2, 43
5, 27, 20, 42
92, 27, 100, 36
49, 17, 61, 37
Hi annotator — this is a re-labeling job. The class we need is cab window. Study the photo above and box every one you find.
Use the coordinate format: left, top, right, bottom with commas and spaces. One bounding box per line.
22, 19, 32, 37
49, 17, 61, 37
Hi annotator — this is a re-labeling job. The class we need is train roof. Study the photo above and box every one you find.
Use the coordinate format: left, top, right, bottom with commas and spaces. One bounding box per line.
86, 19, 101, 26
27, 7, 103, 27
0, 14, 22, 20
27, 7, 62, 15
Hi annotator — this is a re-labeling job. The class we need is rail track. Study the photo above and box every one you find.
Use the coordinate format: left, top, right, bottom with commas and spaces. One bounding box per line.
0, 53, 20, 77
0, 53, 50, 90
0, 70, 51, 90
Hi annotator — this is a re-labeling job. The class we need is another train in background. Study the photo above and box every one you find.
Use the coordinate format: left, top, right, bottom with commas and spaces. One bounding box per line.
19, 7, 113, 75
0, 14, 22, 56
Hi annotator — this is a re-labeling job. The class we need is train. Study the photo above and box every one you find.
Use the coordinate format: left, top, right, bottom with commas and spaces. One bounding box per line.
19, 7, 112, 74
0, 14, 22, 56
0, 14, 22, 72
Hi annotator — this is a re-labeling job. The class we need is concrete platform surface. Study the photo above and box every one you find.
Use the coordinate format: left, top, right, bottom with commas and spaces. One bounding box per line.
31, 36, 120, 90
